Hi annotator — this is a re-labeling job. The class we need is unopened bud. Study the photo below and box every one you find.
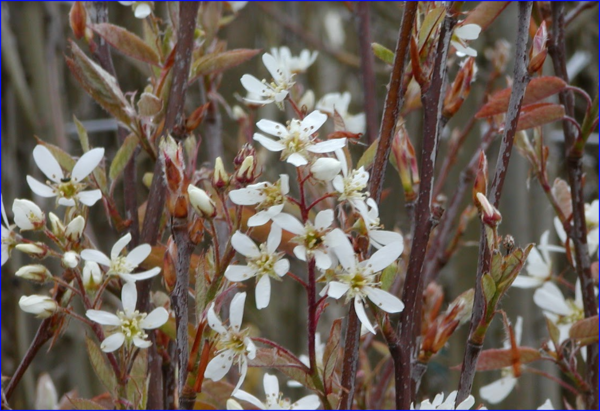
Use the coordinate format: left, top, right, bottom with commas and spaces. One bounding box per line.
69, 1, 87, 40
213, 157, 229, 190
443, 58, 477, 118
472, 151, 488, 203
299, 90, 315, 112
65, 216, 85, 243
16, 264, 51, 283
19, 295, 58, 318
12, 199, 45, 231
62, 251, 80, 269
234, 144, 256, 168
310, 157, 342, 182
185, 103, 210, 132
137, 92, 162, 117
15, 243, 47, 258
232, 106, 247, 121
475, 192, 502, 226
48, 212, 65, 237
188, 185, 216, 218
83, 261, 103, 290
163, 237, 177, 292
528, 21, 548, 75
392, 122, 419, 202
236, 156, 257, 184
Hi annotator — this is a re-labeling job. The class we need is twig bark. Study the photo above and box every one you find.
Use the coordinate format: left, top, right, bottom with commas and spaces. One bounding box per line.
338, 303, 362, 410
456, 2, 533, 405
549, 3, 599, 408
355, 2, 378, 144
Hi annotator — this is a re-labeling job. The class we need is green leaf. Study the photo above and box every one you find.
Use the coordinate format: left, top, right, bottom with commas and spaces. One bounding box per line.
85, 336, 117, 396
497, 244, 533, 291
250, 348, 316, 390
418, 7, 446, 50
489, 251, 503, 283
70, 398, 109, 410
356, 138, 379, 170
323, 319, 342, 387
380, 263, 397, 292
110, 134, 139, 181
74, 116, 90, 152
34, 138, 76, 171
371, 43, 394, 65
481, 273, 496, 305
189, 49, 261, 84
92, 23, 160, 66
66, 41, 135, 128
545, 317, 561, 350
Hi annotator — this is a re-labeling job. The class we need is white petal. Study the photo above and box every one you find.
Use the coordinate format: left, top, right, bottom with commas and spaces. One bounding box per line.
77, 190, 103, 206
262, 53, 285, 83
294, 245, 307, 261
254, 134, 285, 152
58, 197, 77, 207
126, 244, 151, 267
124, 267, 161, 281
308, 139, 347, 154
232, 231, 260, 258
315, 209, 334, 230
133, 335, 152, 348
263, 373, 279, 400
225, 265, 256, 282
365, 242, 403, 273
248, 210, 272, 227
229, 292, 247, 331
354, 298, 376, 334
81, 249, 112, 267
101, 332, 126, 352
207, 303, 227, 334
279, 174, 290, 194
232, 390, 265, 410
141, 307, 169, 329
327, 229, 356, 272
344, 113, 366, 135
314, 250, 332, 270
287, 153, 309, 167
134, 3, 151, 18
241, 74, 270, 97
255, 275, 271, 310
273, 259, 289, 277
245, 337, 257, 359
332, 175, 345, 193
455, 24, 482, 40
267, 223, 282, 254
272, 213, 304, 235
111, 233, 132, 260
204, 350, 234, 381
366, 287, 405, 313
72, 148, 104, 182
33, 145, 63, 182
229, 186, 266, 205
512, 276, 544, 289
264, 204, 285, 218
327, 281, 350, 299
233, 357, 249, 394
121, 281, 138, 314
26, 176, 56, 198
533, 282, 571, 316
369, 230, 404, 250
452, 41, 478, 57
301, 110, 328, 133
537, 399, 554, 410
479, 375, 517, 404
291, 395, 321, 410
256, 119, 289, 139
456, 394, 475, 410
86, 309, 121, 326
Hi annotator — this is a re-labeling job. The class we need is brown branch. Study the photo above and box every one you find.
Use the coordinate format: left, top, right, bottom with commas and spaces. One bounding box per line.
565, 1, 598, 26
338, 303, 362, 410
549, 2, 598, 408
355, 2, 378, 144
456, 2, 533, 405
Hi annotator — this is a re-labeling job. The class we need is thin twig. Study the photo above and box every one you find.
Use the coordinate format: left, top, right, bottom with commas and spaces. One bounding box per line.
565, 1, 598, 26
338, 303, 362, 410
355, 2, 378, 144
456, 2, 533, 405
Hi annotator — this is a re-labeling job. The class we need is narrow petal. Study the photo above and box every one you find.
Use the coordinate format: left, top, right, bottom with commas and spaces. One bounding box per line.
141, 307, 169, 329
233, 357, 249, 394
58, 198, 76, 207
307, 139, 347, 154
72, 148, 104, 182
121, 281, 138, 314
272, 213, 304, 235
232, 231, 260, 258
533, 282, 571, 316
248, 210, 272, 227
229, 186, 266, 205
327, 229, 356, 272
26, 176, 56, 198
229, 292, 247, 331
111, 233, 132, 260
369, 230, 404, 249
262, 53, 284, 83
225, 265, 257, 282
354, 298, 376, 334
479, 375, 517, 404
255, 275, 271, 310
33, 145, 64, 182
241, 74, 269, 97
267, 223, 282, 254
294, 245, 307, 261
512, 276, 544, 289
254, 134, 285, 152
245, 337, 257, 359
287, 153, 309, 167
86, 309, 121, 326
291, 395, 321, 410
125, 267, 161, 281
81, 249, 111, 267
262, 373, 280, 403
455, 24, 482, 40
101, 333, 126, 352
126, 244, 151, 267
315, 209, 334, 230
256, 119, 289, 139
279, 174, 290, 194
273, 259, 289, 277
207, 303, 227, 334
327, 282, 350, 299
232, 390, 265, 410
314, 250, 332, 270
365, 242, 403, 273
301, 110, 328, 133
365, 287, 405, 313
133, 335, 152, 348
77, 190, 103, 206
204, 350, 234, 381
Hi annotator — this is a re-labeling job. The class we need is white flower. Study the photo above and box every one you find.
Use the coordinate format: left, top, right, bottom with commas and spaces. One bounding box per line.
240, 53, 295, 108
65, 215, 86, 242
15, 265, 51, 283
479, 317, 523, 404
80, 233, 161, 283
188, 185, 217, 218
324, 10, 346, 49
253, 111, 345, 167
316, 92, 366, 135
229, 175, 289, 227
83, 261, 103, 290
26, 145, 104, 207
204, 292, 256, 393
513, 230, 565, 288
19, 295, 58, 318
326, 234, 405, 334
12, 199, 45, 231
62, 251, 80, 269
310, 157, 342, 182
228, 373, 320, 410
411, 390, 476, 410
270, 46, 318, 74
451, 23, 481, 57
361, 198, 404, 249
86, 281, 168, 352
225, 225, 290, 309
2, 195, 17, 266
118, 1, 153, 19
555, 203, 599, 257
333, 149, 369, 215
272, 210, 341, 270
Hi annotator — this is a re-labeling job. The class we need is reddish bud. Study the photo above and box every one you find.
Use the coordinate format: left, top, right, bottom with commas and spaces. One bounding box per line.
235, 156, 257, 184
528, 21, 548, 75
443, 58, 477, 118
185, 103, 210, 132
472, 151, 488, 203
234, 143, 256, 169
189, 217, 205, 245
475, 193, 502, 226
69, 2, 87, 40
163, 237, 177, 292
392, 122, 420, 202
160, 136, 185, 195
212, 157, 229, 190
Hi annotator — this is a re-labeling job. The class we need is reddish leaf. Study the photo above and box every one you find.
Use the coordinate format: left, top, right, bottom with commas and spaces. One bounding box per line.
552, 178, 573, 219
569, 315, 599, 345
189, 49, 261, 84
323, 319, 342, 390
463, 1, 510, 31
93, 23, 160, 66
476, 77, 567, 118
473, 347, 541, 371
516, 103, 565, 131
249, 348, 316, 390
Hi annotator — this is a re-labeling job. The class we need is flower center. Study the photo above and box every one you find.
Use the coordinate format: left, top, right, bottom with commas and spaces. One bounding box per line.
267, 394, 292, 410
258, 183, 285, 210
117, 310, 147, 343
248, 245, 282, 279
281, 130, 310, 160
219, 329, 251, 356
295, 224, 326, 253
110, 256, 135, 276
49, 177, 86, 202
339, 170, 368, 201
558, 299, 584, 325
339, 264, 378, 300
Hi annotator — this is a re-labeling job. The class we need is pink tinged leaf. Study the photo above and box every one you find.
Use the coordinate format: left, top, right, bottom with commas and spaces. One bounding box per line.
232, 231, 260, 258
354, 298, 376, 335
229, 292, 247, 332
473, 347, 541, 371
462, 1, 510, 31
72, 148, 105, 182
92, 23, 159, 65
141, 307, 169, 329
86, 309, 121, 326
26, 176, 56, 198
569, 315, 599, 345
190, 49, 261, 84
33, 145, 64, 183
101, 332, 126, 353
516, 103, 565, 131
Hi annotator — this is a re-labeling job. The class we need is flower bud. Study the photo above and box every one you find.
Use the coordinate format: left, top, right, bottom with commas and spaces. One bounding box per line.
188, 185, 217, 218
213, 157, 229, 190
15, 265, 51, 283
310, 157, 341, 182
185, 103, 210, 132
299, 90, 315, 112
528, 21, 548, 75
19, 295, 58, 318
137, 92, 162, 117
69, 1, 87, 40
65, 216, 85, 243
15, 243, 47, 258
234, 144, 256, 168
82, 261, 103, 290
12, 199, 45, 231
189, 217, 205, 246
232, 105, 247, 121
62, 251, 81, 269
160, 135, 185, 194
48, 212, 65, 237
235, 156, 257, 184
514, 130, 537, 166
392, 122, 419, 202
472, 151, 488, 203
443, 58, 477, 118
162, 237, 177, 292
475, 192, 502, 226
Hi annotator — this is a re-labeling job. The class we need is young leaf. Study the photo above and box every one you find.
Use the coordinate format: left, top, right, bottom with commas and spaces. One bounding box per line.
92, 23, 160, 66
418, 6, 445, 51
323, 319, 343, 388
189, 49, 261, 84
481, 273, 497, 305
569, 315, 599, 345
371, 43, 394, 65
33, 137, 76, 171
74, 116, 90, 152
462, 1, 510, 31
250, 348, 316, 390
516, 103, 565, 131
85, 336, 117, 396
70, 398, 109, 410
474, 347, 541, 371
109, 134, 138, 181
356, 138, 379, 170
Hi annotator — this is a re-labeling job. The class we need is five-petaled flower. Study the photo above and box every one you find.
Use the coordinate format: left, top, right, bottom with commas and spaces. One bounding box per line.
27, 145, 104, 207
225, 225, 290, 309
333, 149, 370, 216
204, 292, 257, 393
86, 281, 169, 352
316, 92, 366, 135
81, 233, 161, 283
229, 175, 290, 227
241, 53, 295, 109
360, 198, 404, 249
513, 230, 564, 289
270, 46, 318, 74
253, 111, 346, 167
451, 23, 482, 57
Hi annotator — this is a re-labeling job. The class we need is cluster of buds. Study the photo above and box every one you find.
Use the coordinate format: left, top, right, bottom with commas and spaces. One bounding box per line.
232, 144, 259, 185
392, 121, 420, 202
443, 57, 477, 118
528, 21, 548, 75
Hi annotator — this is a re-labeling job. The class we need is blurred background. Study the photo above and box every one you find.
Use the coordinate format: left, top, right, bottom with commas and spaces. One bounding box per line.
1, 2, 598, 409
